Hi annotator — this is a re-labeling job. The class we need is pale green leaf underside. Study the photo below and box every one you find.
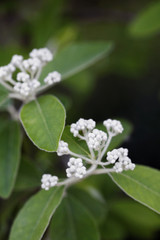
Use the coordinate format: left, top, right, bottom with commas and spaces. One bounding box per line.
129, 2, 160, 37
9, 186, 64, 240
40, 42, 113, 82
20, 95, 66, 152
109, 165, 160, 214
0, 119, 21, 198
50, 195, 100, 240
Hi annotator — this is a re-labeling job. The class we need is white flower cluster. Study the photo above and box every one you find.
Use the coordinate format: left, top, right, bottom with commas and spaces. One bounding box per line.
0, 48, 61, 100
57, 140, 70, 156
103, 119, 123, 136
30, 48, 53, 63
41, 118, 135, 191
41, 174, 58, 190
0, 64, 15, 80
70, 118, 96, 137
66, 158, 86, 178
107, 148, 135, 172
44, 71, 61, 85
88, 129, 107, 151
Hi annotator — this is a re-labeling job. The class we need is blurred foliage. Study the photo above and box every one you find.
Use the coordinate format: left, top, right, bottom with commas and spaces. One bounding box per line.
0, 0, 160, 240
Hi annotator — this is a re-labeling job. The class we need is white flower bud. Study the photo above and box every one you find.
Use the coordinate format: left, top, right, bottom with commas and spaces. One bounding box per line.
57, 141, 69, 156
41, 174, 58, 190
103, 119, 123, 136
44, 71, 61, 85
66, 157, 86, 179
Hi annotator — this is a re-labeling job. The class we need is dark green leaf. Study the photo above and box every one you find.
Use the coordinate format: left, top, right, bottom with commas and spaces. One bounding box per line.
0, 84, 8, 107
50, 195, 100, 240
0, 119, 21, 198
9, 186, 64, 240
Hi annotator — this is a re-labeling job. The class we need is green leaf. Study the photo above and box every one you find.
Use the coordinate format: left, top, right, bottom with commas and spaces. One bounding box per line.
20, 95, 66, 152
111, 199, 160, 238
129, 2, 160, 37
61, 126, 90, 157
15, 156, 41, 191
68, 187, 107, 223
50, 195, 100, 240
40, 42, 113, 82
9, 186, 64, 240
0, 84, 8, 107
0, 119, 21, 198
109, 165, 160, 214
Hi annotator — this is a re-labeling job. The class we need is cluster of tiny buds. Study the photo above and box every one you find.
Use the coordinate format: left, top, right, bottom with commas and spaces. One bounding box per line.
103, 119, 123, 136
41, 174, 58, 190
0, 48, 61, 100
70, 118, 96, 137
57, 140, 69, 156
88, 129, 107, 151
41, 118, 135, 191
107, 148, 135, 172
66, 158, 86, 178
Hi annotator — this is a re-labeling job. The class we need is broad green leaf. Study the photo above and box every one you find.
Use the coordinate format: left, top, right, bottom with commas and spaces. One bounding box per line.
0, 84, 8, 107
0, 119, 21, 198
20, 95, 66, 152
50, 195, 100, 240
68, 187, 107, 223
109, 165, 160, 214
40, 42, 113, 82
111, 199, 160, 238
100, 216, 127, 240
129, 2, 160, 37
9, 186, 64, 240
15, 156, 41, 191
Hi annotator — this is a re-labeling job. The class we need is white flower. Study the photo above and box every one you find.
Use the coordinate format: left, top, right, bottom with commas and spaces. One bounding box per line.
103, 119, 123, 136
11, 55, 23, 67
23, 58, 41, 73
14, 79, 40, 97
41, 174, 58, 190
44, 71, 61, 85
66, 157, 86, 178
107, 148, 135, 172
70, 118, 96, 137
30, 48, 53, 63
0, 64, 15, 80
17, 72, 30, 82
57, 140, 70, 156
88, 129, 107, 151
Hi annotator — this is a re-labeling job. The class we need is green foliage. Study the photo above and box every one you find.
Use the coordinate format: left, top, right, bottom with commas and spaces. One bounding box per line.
9, 186, 64, 240
110, 165, 160, 214
15, 156, 42, 191
20, 95, 66, 152
0, 119, 21, 198
68, 187, 107, 223
40, 42, 113, 82
111, 199, 160, 238
129, 1, 160, 37
50, 194, 100, 240
0, 85, 8, 107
